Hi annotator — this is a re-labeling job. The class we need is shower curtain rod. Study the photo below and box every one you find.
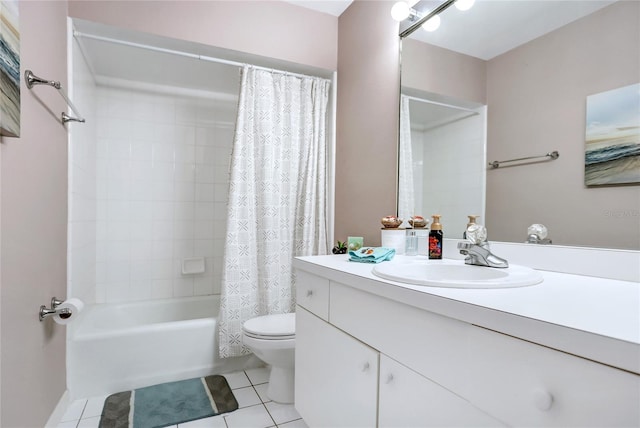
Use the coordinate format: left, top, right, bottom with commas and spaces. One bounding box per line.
403, 94, 480, 114
73, 32, 331, 83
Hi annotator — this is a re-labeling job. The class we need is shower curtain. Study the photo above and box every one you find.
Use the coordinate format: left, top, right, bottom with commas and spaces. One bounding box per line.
219, 66, 330, 358
398, 95, 415, 225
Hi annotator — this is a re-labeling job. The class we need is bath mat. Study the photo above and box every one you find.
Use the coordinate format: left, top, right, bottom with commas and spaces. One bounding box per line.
99, 375, 238, 428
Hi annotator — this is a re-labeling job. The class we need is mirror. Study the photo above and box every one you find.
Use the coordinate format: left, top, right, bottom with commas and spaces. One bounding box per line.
399, 0, 639, 250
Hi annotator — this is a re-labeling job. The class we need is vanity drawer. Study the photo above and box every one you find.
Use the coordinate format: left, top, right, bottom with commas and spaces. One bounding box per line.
295, 269, 330, 320
465, 325, 640, 427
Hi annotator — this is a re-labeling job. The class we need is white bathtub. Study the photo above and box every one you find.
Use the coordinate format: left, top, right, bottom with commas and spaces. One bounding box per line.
67, 295, 254, 398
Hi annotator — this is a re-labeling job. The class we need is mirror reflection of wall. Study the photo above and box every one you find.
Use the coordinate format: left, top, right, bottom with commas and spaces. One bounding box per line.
400, 0, 639, 249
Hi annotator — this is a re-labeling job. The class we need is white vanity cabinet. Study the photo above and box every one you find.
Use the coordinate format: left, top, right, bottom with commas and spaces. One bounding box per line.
294, 259, 640, 428
295, 306, 379, 427
378, 355, 504, 427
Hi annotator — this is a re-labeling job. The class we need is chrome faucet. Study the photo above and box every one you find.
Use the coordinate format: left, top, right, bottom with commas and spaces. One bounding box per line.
458, 242, 509, 268
458, 224, 509, 268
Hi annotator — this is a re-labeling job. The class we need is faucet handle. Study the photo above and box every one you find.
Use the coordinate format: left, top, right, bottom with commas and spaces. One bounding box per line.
526, 223, 552, 244
465, 224, 487, 244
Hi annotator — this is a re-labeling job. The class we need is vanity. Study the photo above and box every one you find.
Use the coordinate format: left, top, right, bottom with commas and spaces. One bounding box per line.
293, 242, 640, 427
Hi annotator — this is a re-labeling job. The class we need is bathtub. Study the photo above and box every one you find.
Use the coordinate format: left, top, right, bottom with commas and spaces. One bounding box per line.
67, 295, 255, 398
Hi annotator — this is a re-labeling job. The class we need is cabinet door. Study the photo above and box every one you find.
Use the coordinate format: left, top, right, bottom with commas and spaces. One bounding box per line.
295, 306, 379, 428
379, 355, 505, 428
466, 325, 640, 427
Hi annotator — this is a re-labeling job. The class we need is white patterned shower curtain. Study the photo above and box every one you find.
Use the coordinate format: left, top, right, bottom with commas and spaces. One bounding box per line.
398, 95, 415, 225
219, 66, 330, 358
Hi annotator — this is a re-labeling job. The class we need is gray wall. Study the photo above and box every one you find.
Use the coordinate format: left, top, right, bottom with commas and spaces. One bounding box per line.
68, 0, 338, 71
402, 37, 486, 105
1, 1, 69, 426
486, 1, 640, 249
336, 0, 400, 246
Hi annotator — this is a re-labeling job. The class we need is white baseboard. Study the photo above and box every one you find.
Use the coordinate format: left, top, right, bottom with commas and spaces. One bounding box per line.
45, 390, 71, 428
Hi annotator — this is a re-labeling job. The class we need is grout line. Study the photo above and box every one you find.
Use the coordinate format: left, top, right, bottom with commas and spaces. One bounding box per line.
77, 399, 89, 426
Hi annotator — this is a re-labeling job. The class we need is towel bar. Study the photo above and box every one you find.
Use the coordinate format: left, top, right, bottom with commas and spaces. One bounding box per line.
489, 151, 559, 169
25, 70, 85, 124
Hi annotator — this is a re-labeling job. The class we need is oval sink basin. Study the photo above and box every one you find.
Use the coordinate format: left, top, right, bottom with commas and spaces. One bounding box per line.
372, 258, 543, 288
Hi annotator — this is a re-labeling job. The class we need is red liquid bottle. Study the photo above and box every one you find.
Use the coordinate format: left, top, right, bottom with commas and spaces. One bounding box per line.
428, 215, 443, 259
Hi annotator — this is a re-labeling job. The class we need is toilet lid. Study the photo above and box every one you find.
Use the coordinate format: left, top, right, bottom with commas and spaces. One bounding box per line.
243, 312, 295, 339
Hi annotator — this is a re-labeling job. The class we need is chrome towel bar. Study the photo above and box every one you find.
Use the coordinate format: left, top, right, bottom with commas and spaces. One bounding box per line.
489, 151, 559, 169
25, 70, 85, 124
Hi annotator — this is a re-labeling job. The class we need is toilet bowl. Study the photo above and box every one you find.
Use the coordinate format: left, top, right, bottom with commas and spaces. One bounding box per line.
242, 312, 296, 403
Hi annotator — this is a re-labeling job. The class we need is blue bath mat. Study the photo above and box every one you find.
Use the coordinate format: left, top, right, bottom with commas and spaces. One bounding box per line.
99, 375, 238, 428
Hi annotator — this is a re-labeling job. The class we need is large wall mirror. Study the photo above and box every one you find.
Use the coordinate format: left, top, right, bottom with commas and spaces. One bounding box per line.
399, 0, 639, 250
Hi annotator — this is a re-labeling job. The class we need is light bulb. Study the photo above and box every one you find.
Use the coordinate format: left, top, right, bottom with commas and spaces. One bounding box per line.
455, 0, 475, 11
391, 1, 411, 21
421, 14, 441, 32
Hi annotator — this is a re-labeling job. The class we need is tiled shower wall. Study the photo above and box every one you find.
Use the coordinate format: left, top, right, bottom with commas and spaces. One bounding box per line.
68, 36, 97, 305
69, 36, 239, 304
411, 111, 485, 238
93, 86, 238, 303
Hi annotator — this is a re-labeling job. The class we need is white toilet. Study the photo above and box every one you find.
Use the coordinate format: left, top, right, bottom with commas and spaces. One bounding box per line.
242, 312, 296, 403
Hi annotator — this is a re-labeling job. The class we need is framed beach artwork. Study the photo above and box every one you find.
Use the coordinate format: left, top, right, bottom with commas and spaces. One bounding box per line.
0, 0, 19, 137
585, 83, 640, 186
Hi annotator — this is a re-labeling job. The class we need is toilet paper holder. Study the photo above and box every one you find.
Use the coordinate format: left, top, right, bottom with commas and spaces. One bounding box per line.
39, 297, 71, 322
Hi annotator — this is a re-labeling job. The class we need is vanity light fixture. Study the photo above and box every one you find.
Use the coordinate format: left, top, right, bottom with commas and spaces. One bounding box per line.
398, 0, 457, 38
455, 0, 475, 11
391, 1, 442, 32
391, 1, 422, 22
421, 14, 441, 32
391, 1, 412, 21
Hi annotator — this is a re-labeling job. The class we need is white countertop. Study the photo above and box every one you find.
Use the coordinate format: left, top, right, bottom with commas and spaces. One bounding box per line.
294, 254, 640, 374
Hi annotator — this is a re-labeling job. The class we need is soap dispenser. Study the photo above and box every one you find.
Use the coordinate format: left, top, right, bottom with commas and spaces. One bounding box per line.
463, 215, 479, 239
429, 215, 443, 259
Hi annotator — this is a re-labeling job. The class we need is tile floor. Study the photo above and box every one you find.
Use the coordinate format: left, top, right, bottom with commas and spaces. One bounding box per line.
57, 367, 308, 428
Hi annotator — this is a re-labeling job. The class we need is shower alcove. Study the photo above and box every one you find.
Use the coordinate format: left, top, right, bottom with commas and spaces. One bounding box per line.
67, 18, 335, 397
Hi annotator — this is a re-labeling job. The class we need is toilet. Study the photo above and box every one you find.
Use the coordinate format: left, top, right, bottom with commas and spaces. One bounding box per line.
242, 312, 296, 403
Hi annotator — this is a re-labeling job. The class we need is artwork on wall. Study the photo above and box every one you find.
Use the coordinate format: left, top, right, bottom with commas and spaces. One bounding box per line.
585, 83, 640, 186
0, 0, 19, 137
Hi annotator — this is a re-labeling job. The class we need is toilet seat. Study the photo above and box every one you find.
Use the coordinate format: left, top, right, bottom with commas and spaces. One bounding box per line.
243, 313, 295, 340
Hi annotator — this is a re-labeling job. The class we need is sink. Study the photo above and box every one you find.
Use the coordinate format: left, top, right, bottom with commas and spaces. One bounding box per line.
372, 258, 543, 288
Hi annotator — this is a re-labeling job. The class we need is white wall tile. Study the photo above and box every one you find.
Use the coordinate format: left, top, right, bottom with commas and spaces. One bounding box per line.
173, 239, 195, 259
196, 127, 216, 146
175, 163, 196, 183
194, 239, 215, 257
130, 261, 153, 281
151, 279, 174, 299
175, 144, 196, 164
173, 278, 194, 297
196, 183, 215, 202
195, 202, 215, 222
173, 220, 195, 240
130, 280, 152, 301
152, 240, 174, 260
195, 276, 215, 296
195, 165, 215, 183
84, 86, 236, 304
196, 146, 215, 164
152, 259, 174, 280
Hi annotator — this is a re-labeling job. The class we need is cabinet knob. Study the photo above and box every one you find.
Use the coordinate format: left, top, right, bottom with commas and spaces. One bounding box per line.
532, 388, 554, 411
306, 290, 313, 297
361, 362, 370, 372
385, 374, 394, 384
